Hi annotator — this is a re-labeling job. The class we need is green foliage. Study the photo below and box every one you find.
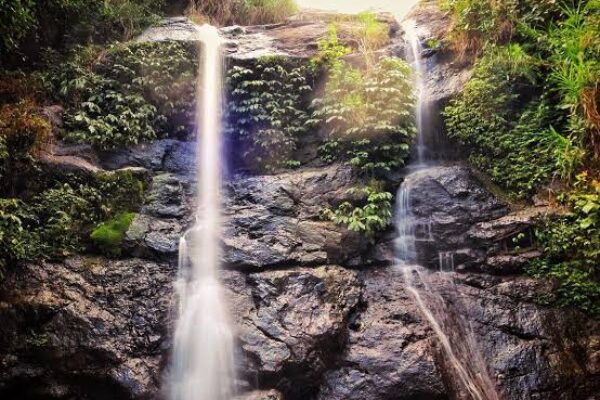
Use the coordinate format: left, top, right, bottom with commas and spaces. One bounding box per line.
444, 2, 600, 197
316, 57, 416, 175
0, 0, 164, 64
527, 173, 600, 315
0, 198, 33, 276
225, 57, 315, 172
439, 0, 563, 57
0, 170, 145, 272
349, 12, 390, 67
312, 13, 389, 69
90, 212, 136, 257
322, 182, 393, 239
237, 0, 298, 24
94, 170, 145, 216
444, 45, 562, 198
28, 183, 96, 258
311, 25, 351, 70
544, 0, 600, 157
99, 0, 164, 39
188, 0, 297, 26
443, 1, 600, 314
0, 0, 35, 53
0, 101, 50, 196
45, 41, 196, 149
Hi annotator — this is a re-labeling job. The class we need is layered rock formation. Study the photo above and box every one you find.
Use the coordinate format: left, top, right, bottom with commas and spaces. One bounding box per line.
2, 157, 599, 400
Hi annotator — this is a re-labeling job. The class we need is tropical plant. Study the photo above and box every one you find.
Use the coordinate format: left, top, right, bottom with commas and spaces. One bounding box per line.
443, 45, 563, 198
0, 101, 51, 196
316, 57, 416, 175
46, 41, 196, 149
225, 56, 315, 172
310, 24, 351, 70
0, 198, 34, 277
527, 172, 600, 315
0, 0, 164, 64
0, 0, 35, 54
322, 182, 393, 239
545, 0, 600, 158
349, 12, 390, 68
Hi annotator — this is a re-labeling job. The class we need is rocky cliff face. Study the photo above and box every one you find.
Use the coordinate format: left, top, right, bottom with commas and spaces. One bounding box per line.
1, 158, 598, 400
1, 3, 599, 400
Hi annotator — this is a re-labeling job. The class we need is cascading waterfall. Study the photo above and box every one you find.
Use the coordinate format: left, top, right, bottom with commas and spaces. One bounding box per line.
395, 19, 501, 400
401, 20, 428, 165
169, 25, 236, 400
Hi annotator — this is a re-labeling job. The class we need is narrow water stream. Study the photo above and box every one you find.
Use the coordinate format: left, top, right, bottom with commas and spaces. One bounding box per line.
396, 19, 501, 400
169, 25, 236, 400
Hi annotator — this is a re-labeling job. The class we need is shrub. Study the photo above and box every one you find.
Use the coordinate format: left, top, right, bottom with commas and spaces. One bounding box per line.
347, 12, 390, 68
316, 57, 416, 176
188, 0, 297, 26
310, 25, 351, 70
29, 184, 96, 258
0, 199, 34, 276
0, 101, 51, 196
527, 172, 600, 315
238, 0, 298, 25
47, 41, 196, 149
321, 182, 393, 240
90, 212, 136, 257
0, 169, 145, 271
225, 56, 315, 172
0, 0, 35, 54
439, 0, 563, 59
94, 170, 145, 216
0, 0, 164, 65
545, 0, 600, 158
443, 45, 562, 198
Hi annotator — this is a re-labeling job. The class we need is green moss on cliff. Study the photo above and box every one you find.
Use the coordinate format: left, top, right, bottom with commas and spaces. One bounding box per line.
90, 212, 136, 257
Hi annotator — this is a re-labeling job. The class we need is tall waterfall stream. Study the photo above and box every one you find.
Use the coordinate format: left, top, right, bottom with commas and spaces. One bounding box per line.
169, 25, 236, 400
396, 20, 501, 400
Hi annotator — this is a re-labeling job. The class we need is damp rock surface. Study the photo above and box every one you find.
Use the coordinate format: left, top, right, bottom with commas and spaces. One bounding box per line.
1, 162, 599, 400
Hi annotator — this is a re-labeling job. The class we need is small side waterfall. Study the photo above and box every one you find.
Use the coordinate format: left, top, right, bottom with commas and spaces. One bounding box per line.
169, 25, 236, 400
395, 18, 501, 400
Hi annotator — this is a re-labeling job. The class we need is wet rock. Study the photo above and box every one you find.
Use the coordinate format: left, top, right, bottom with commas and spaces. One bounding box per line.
143, 173, 190, 219
99, 139, 196, 175
223, 165, 370, 270
453, 274, 600, 399
401, 165, 508, 269
0, 257, 174, 400
483, 250, 543, 275
234, 389, 284, 400
136, 17, 202, 42
317, 268, 448, 400
125, 214, 186, 258
224, 266, 361, 398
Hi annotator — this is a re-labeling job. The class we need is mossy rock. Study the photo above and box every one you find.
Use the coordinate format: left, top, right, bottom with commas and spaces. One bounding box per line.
90, 212, 136, 258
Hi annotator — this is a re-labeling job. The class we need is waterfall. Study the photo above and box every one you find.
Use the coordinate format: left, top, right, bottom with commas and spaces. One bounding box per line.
169, 25, 236, 400
402, 20, 428, 165
394, 18, 501, 400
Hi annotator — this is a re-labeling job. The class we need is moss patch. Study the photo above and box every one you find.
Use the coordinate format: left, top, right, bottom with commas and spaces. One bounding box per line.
90, 212, 136, 258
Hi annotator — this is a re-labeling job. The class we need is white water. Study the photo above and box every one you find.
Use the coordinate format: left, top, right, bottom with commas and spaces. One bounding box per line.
395, 18, 501, 400
169, 25, 236, 400
395, 171, 501, 400
402, 20, 428, 165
